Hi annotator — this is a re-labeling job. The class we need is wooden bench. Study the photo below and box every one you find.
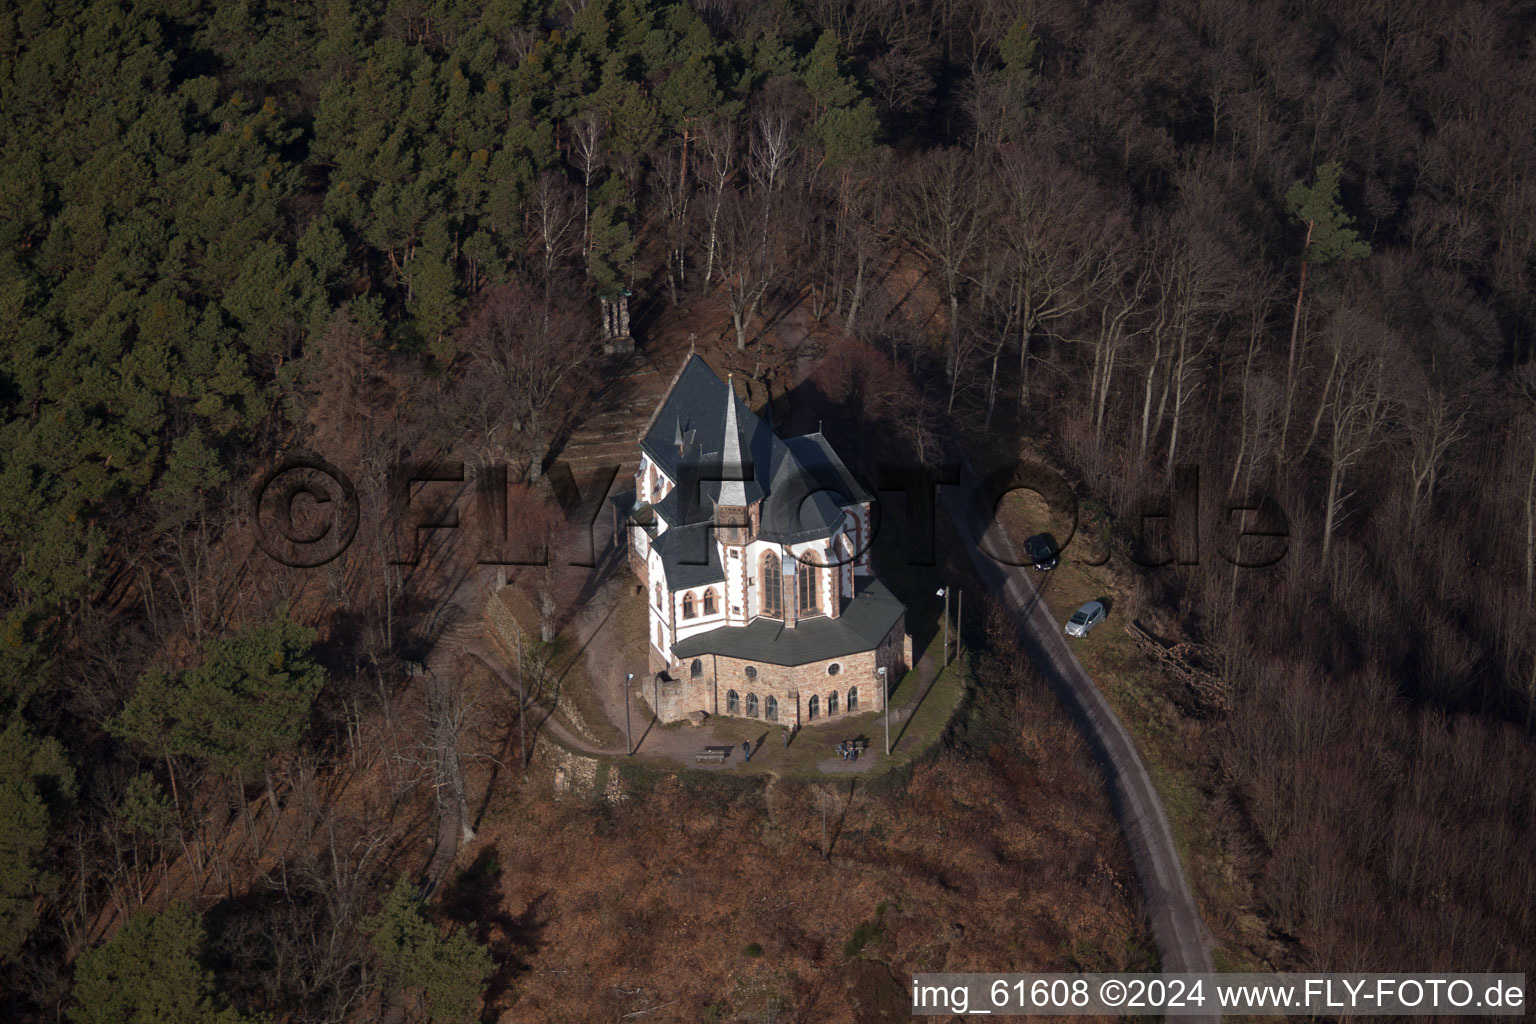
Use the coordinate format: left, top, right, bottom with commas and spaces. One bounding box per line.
695, 750, 729, 764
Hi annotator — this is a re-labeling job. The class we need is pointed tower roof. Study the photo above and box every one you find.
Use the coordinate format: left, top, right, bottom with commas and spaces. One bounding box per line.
640, 356, 767, 519
719, 374, 747, 507
673, 416, 695, 454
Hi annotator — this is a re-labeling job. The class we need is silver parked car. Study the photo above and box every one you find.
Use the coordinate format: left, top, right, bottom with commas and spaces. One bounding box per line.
1065, 600, 1106, 637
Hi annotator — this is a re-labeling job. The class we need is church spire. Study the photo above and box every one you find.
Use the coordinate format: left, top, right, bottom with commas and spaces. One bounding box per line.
720, 374, 747, 507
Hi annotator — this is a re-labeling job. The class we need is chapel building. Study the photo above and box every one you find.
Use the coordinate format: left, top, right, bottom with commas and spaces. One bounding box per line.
627, 355, 910, 728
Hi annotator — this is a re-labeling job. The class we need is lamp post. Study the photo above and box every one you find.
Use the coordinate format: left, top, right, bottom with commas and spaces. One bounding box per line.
957, 589, 962, 659
820, 787, 827, 859
879, 666, 889, 756
936, 587, 948, 667
625, 672, 634, 755
515, 631, 527, 772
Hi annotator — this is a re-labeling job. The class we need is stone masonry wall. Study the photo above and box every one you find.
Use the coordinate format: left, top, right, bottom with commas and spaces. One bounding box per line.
644, 613, 910, 729
646, 672, 699, 724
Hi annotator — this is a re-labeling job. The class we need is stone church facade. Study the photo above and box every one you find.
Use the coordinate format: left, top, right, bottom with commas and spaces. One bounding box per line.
626, 355, 911, 728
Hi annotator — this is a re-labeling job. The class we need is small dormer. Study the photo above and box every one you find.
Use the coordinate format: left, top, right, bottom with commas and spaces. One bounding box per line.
672, 416, 695, 458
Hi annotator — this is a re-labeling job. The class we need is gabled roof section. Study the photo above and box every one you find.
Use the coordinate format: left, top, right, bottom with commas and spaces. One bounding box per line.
781, 433, 872, 506
652, 523, 725, 589
761, 433, 871, 541
640, 355, 766, 514
639, 355, 870, 541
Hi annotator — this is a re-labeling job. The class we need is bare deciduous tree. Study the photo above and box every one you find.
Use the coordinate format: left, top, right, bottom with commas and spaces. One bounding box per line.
529, 171, 583, 298
698, 120, 737, 291
463, 284, 596, 480
1404, 386, 1469, 533
569, 113, 606, 262
1149, 216, 1233, 467
996, 146, 1126, 405
715, 188, 772, 351
424, 662, 481, 854
899, 147, 988, 380
1083, 258, 1150, 444
1319, 328, 1400, 565
655, 146, 695, 305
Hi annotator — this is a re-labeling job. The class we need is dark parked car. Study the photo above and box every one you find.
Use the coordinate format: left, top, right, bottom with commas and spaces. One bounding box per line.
1025, 533, 1059, 571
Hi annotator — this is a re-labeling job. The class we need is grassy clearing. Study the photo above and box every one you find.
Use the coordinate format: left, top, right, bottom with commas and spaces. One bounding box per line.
512, 575, 644, 752
524, 632, 615, 749
552, 595, 641, 751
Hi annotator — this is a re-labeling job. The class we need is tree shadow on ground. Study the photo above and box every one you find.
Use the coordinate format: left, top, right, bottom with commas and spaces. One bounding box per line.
439, 847, 549, 1021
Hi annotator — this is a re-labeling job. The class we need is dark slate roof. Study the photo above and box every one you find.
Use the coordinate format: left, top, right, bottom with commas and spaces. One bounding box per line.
651, 523, 725, 588
671, 577, 904, 667
762, 433, 871, 542
640, 356, 869, 542
640, 355, 766, 520
781, 434, 872, 505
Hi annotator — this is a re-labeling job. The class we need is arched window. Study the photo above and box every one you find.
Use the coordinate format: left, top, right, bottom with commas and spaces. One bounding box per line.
828, 691, 838, 715
654, 583, 662, 608
744, 665, 758, 679
797, 559, 819, 615
765, 695, 778, 722
827, 663, 840, 676
691, 659, 703, 678
726, 690, 739, 714
682, 593, 695, 618
760, 552, 782, 618
808, 695, 819, 719
703, 589, 717, 615
847, 686, 858, 711
746, 693, 758, 718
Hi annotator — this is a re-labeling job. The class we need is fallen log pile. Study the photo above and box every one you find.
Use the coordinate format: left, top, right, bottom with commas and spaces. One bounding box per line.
1124, 619, 1231, 716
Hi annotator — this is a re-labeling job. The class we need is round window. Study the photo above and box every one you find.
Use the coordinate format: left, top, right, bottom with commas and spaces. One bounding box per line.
744, 665, 758, 679
827, 663, 841, 676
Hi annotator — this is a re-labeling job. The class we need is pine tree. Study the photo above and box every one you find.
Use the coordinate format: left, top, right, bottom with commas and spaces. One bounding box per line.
803, 32, 859, 112
405, 217, 464, 360
71, 902, 262, 1024
994, 20, 1040, 141
587, 193, 636, 292
367, 879, 494, 1024
814, 101, 878, 168
119, 773, 175, 841
1281, 162, 1371, 448
112, 617, 325, 784
0, 719, 75, 961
